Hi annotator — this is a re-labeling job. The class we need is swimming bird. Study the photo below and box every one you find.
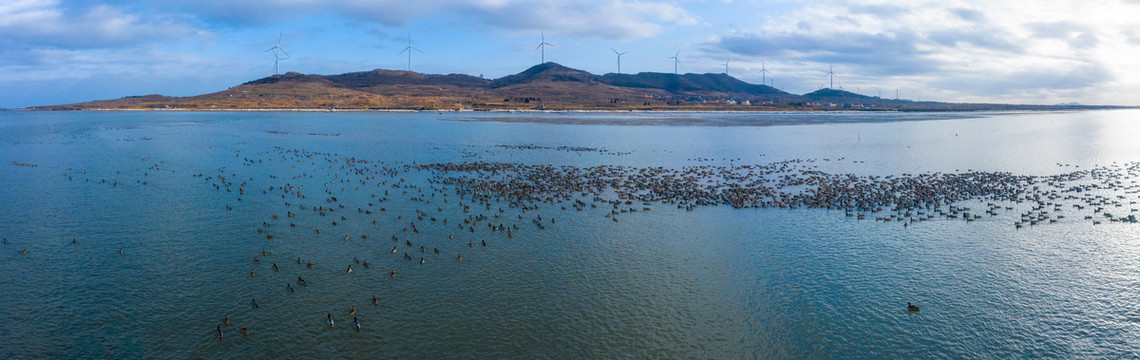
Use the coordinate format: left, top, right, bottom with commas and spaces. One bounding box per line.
20, 247, 28, 255
371, 296, 379, 305
352, 317, 360, 330
223, 315, 231, 326
215, 325, 223, 339
907, 302, 920, 312
349, 306, 357, 316
327, 314, 335, 327
298, 277, 308, 286
287, 283, 294, 293
251, 298, 258, 309
239, 325, 249, 336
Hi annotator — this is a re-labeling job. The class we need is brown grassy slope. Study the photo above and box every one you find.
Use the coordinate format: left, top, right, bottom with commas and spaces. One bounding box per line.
35, 63, 1115, 111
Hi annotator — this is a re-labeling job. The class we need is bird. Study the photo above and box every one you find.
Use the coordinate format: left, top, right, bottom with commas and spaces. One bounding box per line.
352, 317, 361, 330
215, 325, 223, 339
907, 302, 921, 312
327, 314, 335, 327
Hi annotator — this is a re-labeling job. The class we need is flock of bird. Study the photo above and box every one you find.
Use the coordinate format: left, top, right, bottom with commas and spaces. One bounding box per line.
8, 141, 1139, 339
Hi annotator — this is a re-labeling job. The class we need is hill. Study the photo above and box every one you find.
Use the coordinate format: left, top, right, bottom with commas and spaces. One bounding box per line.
599, 72, 788, 98
31, 62, 1127, 111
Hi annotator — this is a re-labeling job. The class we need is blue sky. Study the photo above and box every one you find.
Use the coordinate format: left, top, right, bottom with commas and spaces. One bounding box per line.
3, 0, 1139, 108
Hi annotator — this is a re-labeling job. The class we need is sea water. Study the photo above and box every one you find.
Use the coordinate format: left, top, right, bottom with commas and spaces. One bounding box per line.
1, 110, 1139, 358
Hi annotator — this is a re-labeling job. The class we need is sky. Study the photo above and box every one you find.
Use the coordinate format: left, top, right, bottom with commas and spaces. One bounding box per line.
3, 0, 1139, 108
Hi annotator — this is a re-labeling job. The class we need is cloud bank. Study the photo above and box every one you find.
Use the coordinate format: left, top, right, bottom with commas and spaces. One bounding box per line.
701, 0, 1138, 103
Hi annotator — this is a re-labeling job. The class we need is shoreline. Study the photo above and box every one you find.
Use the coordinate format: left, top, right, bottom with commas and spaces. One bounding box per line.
6, 106, 1131, 114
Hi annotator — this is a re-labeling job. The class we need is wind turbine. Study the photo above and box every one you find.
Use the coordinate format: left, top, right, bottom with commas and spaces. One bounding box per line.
399, 33, 422, 71
266, 31, 290, 75
757, 61, 769, 85
667, 50, 680, 74
722, 59, 730, 75
535, 31, 553, 64
825, 64, 836, 89
612, 48, 629, 74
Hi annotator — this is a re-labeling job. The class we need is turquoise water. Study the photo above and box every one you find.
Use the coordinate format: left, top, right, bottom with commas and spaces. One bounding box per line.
1, 110, 1139, 358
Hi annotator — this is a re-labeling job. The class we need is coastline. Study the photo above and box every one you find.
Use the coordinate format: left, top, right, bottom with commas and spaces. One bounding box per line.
9, 106, 1131, 113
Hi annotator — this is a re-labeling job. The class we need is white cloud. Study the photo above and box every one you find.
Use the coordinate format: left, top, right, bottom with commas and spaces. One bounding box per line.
0, 0, 205, 48
169, 0, 698, 40
703, 0, 1140, 104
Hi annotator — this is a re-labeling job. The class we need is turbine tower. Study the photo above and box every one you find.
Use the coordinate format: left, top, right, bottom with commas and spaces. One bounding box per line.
722, 59, 730, 75
667, 50, 680, 74
399, 33, 422, 71
535, 31, 553, 64
612, 48, 629, 74
266, 31, 290, 75
758, 61, 769, 85
825, 64, 836, 89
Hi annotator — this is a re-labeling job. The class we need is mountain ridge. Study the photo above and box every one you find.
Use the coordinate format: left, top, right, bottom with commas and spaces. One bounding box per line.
32, 62, 1123, 111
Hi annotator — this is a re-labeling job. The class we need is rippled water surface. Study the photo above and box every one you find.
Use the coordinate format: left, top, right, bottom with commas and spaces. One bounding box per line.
2, 110, 1140, 358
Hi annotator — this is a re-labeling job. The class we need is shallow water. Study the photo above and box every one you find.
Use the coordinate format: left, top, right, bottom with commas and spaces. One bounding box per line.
1, 110, 1139, 358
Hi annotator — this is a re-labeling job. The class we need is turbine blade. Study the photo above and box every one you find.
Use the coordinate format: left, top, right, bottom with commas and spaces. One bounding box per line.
279, 48, 289, 58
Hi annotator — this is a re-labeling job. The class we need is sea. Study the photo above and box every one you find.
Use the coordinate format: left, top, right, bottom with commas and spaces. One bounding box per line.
1, 110, 1139, 359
